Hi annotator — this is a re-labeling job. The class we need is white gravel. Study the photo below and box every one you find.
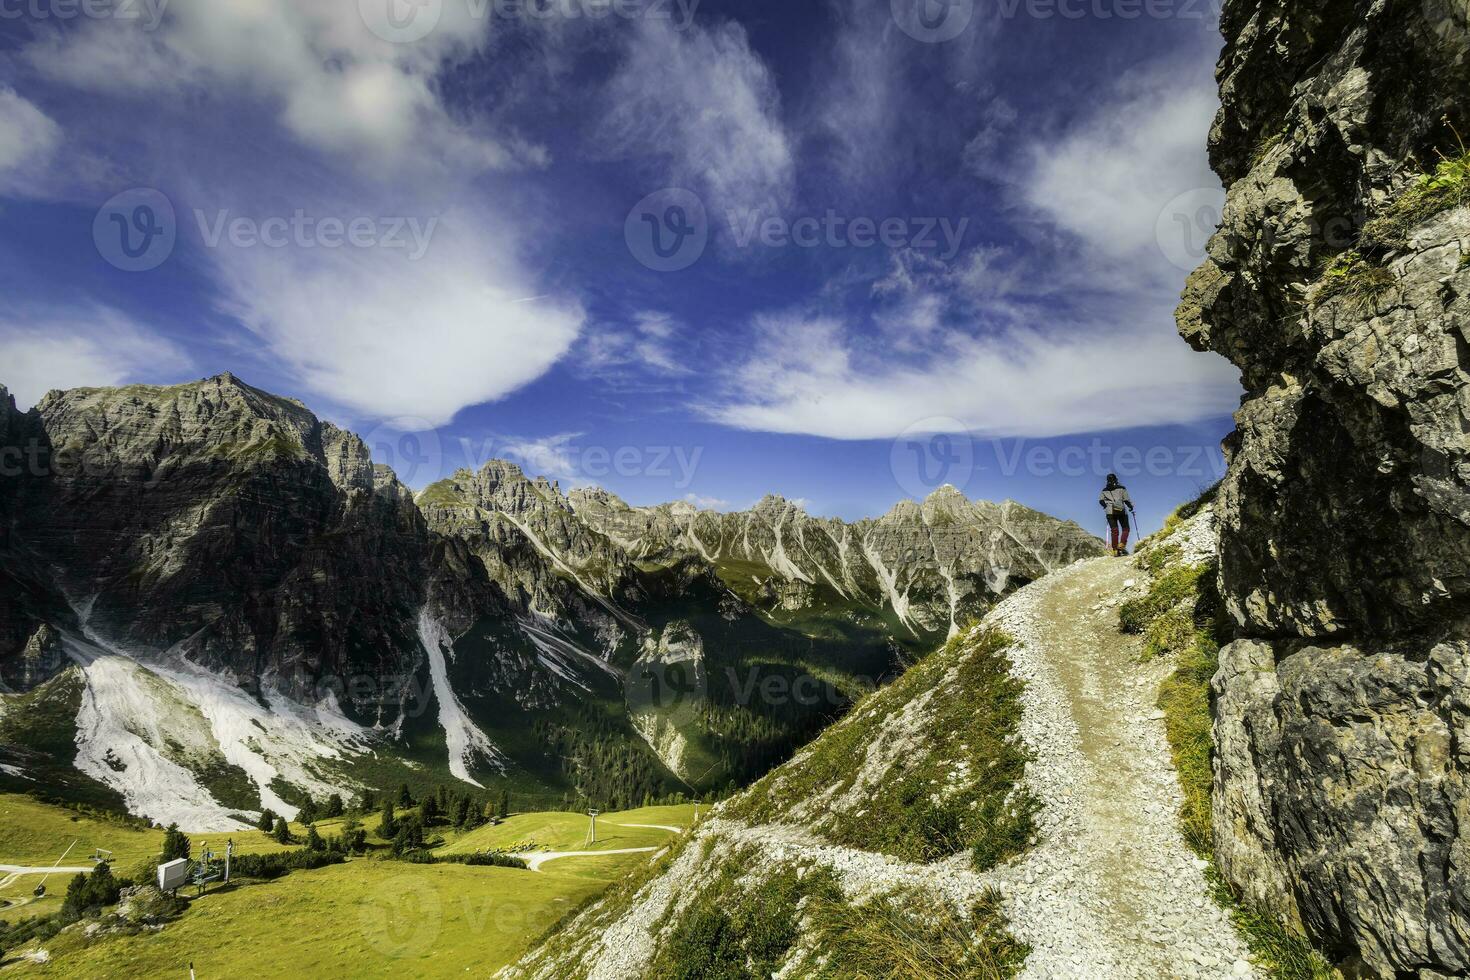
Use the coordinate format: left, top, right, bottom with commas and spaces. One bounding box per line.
504, 512, 1258, 979
981, 555, 1254, 979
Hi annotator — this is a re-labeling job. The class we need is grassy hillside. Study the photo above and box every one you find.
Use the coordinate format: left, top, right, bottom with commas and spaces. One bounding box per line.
8, 862, 605, 978
442, 806, 693, 856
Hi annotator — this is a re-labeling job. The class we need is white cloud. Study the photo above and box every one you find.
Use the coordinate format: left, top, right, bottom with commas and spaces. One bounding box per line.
1019, 70, 1221, 272
0, 308, 190, 409
683, 493, 730, 511
0, 88, 62, 193
501, 433, 583, 485
599, 17, 793, 211
14, 2, 579, 427
577, 311, 689, 378
206, 213, 583, 427
709, 308, 1239, 441
709, 53, 1238, 444
24, 0, 527, 173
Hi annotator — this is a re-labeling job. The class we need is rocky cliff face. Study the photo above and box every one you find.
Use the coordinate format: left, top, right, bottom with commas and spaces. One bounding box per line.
570, 484, 1103, 642
1180, 1, 1470, 974
3, 375, 430, 698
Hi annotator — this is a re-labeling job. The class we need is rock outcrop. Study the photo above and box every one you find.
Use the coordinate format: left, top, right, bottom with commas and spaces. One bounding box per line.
1180, 1, 1470, 974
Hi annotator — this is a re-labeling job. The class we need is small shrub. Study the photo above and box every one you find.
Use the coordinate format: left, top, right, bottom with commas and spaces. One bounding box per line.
457, 851, 528, 869
229, 848, 345, 881
646, 854, 842, 980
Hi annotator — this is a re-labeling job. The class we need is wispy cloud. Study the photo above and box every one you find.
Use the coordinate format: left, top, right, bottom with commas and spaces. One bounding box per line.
501, 432, 584, 485
0, 88, 62, 194
23, 1, 528, 175
598, 17, 793, 212
576, 311, 690, 380
682, 493, 730, 511
0, 307, 191, 409
709, 306, 1238, 440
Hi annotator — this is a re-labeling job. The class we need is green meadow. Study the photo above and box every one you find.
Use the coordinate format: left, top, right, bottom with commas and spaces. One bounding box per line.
0, 794, 697, 977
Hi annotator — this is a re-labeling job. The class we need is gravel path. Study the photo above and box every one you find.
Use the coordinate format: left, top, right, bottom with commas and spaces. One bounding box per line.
984, 556, 1255, 979
505, 549, 1259, 978
711, 555, 1258, 978
512, 847, 662, 872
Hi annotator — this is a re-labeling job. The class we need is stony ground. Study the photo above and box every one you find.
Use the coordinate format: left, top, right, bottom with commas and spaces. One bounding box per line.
504, 548, 1258, 979
985, 556, 1254, 979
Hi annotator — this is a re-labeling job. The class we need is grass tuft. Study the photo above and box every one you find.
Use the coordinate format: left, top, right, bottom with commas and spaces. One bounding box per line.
1360, 147, 1470, 251
804, 887, 1029, 980
1310, 251, 1397, 312
1119, 566, 1206, 641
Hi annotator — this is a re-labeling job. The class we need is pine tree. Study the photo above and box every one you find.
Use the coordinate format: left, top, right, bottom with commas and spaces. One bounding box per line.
451, 795, 471, 828
257, 808, 277, 834
324, 793, 344, 818
298, 798, 319, 826
391, 817, 424, 856
273, 816, 291, 845
61, 861, 120, 922
379, 798, 398, 839
360, 789, 377, 813
306, 825, 326, 852
498, 789, 511, 820
397, 782, 414, 808
162, 824, 191, 862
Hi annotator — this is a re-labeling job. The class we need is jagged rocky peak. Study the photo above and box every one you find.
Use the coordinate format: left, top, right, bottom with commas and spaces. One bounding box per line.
1, 371, 430, 694
430, 459, 574, 517
1182, 1, 1470, 975
35, 372, 327, 476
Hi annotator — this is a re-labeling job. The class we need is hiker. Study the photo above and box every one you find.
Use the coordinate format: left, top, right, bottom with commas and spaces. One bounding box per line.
1099, 474, 1136, 556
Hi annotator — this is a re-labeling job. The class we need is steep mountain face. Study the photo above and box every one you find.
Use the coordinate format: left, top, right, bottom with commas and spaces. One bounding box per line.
0, 374, 1101, 831
569, 484, 1099, 641
1180, 1, 1470, 974
0, 376, 438, 828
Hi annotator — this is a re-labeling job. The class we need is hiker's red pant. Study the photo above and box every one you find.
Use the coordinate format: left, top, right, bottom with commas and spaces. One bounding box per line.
1107, 512, 1131, 551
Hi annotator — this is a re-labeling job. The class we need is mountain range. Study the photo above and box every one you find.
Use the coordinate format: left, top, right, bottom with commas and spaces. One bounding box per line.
0, 374, 1102, 830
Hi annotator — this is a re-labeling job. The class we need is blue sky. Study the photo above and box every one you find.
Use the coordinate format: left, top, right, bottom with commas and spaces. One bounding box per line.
0, 0, 1238, 534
